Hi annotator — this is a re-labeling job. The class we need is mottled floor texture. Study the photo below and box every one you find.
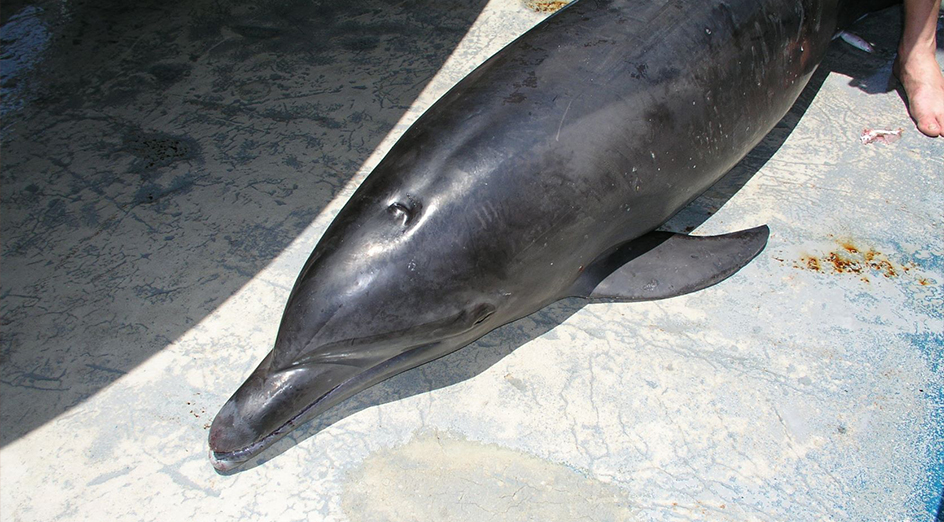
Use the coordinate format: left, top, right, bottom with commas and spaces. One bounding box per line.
2, 1, 942, 521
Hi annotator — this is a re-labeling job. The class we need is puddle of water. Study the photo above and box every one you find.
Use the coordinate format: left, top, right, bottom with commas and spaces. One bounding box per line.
342, 431, 637, 521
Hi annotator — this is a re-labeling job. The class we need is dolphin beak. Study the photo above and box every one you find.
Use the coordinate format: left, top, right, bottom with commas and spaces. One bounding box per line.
208, 351, 360, 473
208, 307, 485, 472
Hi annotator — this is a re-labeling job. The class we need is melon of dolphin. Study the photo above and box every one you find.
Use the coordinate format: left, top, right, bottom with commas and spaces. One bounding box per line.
209, 0, 890, 471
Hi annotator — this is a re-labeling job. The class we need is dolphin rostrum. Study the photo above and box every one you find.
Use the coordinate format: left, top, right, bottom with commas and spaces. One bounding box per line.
209, 0, 891, 471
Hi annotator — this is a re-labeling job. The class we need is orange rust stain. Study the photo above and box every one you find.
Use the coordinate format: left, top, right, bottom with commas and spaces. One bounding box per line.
825, 252, 862, 274
871, 258, 897, 278
786, 239, 932, 285
525, 0, 571, 13
799, 255, 822, 272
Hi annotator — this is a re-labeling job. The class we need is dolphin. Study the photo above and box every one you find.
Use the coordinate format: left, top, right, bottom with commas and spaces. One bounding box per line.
209, 0, 894, 471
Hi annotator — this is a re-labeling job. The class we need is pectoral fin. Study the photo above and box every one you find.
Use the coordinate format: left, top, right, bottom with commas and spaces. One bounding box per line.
568, 225, 769, 301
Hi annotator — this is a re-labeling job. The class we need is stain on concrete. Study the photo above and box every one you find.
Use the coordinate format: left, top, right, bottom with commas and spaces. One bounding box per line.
504, 372, 527, 392
342, 431, 637, 521
777, 237, 935, 286
123, 131, 202, 173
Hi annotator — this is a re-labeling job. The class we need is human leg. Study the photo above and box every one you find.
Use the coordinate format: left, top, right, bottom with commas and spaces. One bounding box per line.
895, 0, 944, 137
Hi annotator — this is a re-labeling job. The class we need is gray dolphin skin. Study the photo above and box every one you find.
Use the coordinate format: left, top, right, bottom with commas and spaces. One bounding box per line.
208, 0, 890, 471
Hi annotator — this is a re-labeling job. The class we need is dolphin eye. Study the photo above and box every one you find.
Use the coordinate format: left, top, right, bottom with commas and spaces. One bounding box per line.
473, 313, 493, 325
472, 304, 496, 325
387, 203, 412, 226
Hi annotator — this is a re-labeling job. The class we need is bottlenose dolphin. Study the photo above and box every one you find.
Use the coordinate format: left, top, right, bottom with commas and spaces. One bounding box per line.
209, 0, 893, 471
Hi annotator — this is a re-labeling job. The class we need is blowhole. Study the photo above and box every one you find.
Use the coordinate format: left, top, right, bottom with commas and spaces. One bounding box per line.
387, 202, 412, 225
387, 195, 422, 226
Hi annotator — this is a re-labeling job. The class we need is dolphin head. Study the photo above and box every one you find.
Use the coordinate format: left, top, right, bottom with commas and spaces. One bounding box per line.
208, 171, 521, 471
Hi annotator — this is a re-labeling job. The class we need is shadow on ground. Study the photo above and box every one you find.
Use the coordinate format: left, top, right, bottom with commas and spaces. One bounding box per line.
0, 0, 490, 446
826, 5, 944, 116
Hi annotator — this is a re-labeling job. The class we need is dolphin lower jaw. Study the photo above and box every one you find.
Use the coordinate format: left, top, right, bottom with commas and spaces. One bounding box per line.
208, 331, 484, 472
209, 379, 343, 473
209, 416, 301, 473
208, 359, 357, 469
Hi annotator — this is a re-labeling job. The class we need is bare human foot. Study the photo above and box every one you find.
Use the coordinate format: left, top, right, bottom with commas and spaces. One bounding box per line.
896, 51, 944, 137
895, 0, 944, 138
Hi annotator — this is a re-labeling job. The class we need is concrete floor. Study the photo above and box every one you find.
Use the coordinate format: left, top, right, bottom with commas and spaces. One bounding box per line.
1, 1, 942, 520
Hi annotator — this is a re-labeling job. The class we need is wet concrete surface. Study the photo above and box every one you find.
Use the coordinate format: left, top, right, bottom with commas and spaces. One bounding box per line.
1, 1, 942, 521
1, 0, 492, 444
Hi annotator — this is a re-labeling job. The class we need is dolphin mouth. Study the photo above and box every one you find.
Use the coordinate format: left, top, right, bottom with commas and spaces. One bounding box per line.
208, 338, 461, 473
209, 383, 340, 473
285, 304, 495, 369
209, 430, 279, 473
208, 305, 499, 473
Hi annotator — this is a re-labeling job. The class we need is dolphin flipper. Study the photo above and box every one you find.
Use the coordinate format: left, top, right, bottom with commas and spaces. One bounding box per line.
568, 225, 770, 301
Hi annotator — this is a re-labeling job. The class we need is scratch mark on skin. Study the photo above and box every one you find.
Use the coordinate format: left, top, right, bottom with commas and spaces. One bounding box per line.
556, 98, 574, 141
